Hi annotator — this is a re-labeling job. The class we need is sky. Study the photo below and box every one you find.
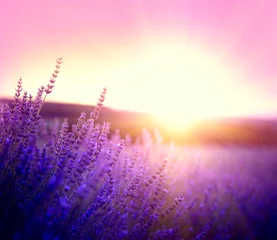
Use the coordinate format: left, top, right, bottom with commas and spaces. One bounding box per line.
1, 0, 277, 125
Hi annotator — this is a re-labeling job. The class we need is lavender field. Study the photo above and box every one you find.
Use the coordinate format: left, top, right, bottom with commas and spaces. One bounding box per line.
1, 59, 277, 240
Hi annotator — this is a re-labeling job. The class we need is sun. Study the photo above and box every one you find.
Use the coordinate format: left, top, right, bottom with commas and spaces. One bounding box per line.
97, 38, 255, 132
150, 111, 202, 133
128, 41, 246, 132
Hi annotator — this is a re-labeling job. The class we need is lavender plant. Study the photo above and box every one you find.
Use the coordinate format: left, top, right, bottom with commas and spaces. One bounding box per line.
0, 58, 185, 240
1, 58, 277, 240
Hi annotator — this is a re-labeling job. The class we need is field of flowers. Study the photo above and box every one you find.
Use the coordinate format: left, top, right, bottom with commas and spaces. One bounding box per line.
1, 58, 277, 239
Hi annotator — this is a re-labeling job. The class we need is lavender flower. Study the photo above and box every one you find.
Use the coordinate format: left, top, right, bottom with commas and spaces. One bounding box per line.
0, 57, 276, 240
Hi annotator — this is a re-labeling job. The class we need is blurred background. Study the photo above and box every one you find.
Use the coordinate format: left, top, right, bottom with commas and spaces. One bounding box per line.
1, 0, 277, 146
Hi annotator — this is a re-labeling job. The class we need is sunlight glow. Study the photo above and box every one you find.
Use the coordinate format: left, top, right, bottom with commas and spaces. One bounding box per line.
108, 40, 253, 131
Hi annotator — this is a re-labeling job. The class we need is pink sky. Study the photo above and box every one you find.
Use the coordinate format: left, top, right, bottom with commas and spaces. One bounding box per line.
1, 0, 277, 119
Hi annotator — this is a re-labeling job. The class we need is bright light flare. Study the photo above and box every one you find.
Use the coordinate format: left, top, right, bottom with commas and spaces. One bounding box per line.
129, 41, 250, 132
151, 111, 202, 133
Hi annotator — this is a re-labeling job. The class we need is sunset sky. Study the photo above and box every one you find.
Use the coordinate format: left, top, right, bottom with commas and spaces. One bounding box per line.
1, 0, 277, 125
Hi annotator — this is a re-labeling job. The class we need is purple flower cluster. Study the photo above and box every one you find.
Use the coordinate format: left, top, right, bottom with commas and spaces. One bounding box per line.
1, 58, 277, 240
0, 58, 186, 240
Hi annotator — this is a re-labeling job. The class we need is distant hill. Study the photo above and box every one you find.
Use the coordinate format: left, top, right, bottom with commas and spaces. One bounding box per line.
1, 98, 277, 146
